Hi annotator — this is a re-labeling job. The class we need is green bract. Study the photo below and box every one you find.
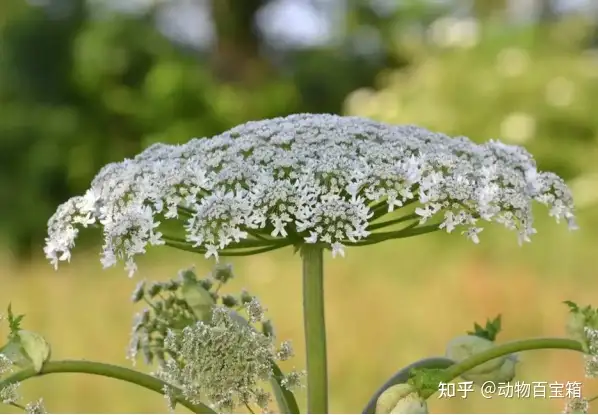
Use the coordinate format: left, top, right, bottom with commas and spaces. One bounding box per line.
445, 335, 505, 375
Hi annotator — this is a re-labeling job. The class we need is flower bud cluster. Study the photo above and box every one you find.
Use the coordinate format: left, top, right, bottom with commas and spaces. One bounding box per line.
128, 264, 303, 413
564, 301, 598, 378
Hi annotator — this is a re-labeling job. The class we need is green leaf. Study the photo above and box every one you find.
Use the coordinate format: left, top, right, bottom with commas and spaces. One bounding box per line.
270, 362, 300, 414
563, 300, 580, 312
18, 330, 52, 373
6, 304, 25, 336
467, 315, 502, 341
408, 367, 446, 393
181, 279, 215, 322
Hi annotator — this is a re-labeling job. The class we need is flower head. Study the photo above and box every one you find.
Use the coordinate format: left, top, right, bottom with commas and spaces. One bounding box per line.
25, 398, 47, 414
154, 306, 293, 413
564, 397, 589, 414
583, 327, 598, 378
45, 114, 576, 275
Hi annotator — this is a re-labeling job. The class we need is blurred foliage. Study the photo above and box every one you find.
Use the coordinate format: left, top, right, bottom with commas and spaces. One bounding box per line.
345, 15, 598, 210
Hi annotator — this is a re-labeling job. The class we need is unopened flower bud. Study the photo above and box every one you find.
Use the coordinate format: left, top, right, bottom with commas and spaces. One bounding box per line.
222, 295, 238, 308
163, 280, 179, 291
240, 290, 253, 304
140, 309, 151, 325
375, 384, 428, 414
131, 280, 145, 303
213, 263, 234, 284
199, 278, 214, 291
179, 268, 198, 283
445, 335, 506, 375
147, 282, 162, 298
262, 320, 275, 337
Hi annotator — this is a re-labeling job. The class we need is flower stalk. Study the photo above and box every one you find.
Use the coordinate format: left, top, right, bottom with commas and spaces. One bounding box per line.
421, 337, 584, 399
0, 360, 215, 414
301, 244, 328, 414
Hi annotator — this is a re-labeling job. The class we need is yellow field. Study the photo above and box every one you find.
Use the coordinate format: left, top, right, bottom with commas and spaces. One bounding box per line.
0, 213, 596, 414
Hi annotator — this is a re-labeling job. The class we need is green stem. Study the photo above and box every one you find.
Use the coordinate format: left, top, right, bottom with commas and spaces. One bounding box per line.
301, 244, 328, 414
421, 337, 584, 399
0, 360, 215, 414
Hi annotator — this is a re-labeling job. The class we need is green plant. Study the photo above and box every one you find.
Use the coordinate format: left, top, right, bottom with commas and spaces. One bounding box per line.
1, 114, 594, 413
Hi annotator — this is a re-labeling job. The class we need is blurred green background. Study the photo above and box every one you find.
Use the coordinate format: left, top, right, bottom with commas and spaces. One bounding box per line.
1, 0, 597, 413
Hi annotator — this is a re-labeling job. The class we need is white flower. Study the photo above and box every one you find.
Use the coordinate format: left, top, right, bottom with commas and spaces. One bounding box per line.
45, 114, 577, 275
584, 327, 598, 378
154, 306, 291, 412
564, 397, 589, 414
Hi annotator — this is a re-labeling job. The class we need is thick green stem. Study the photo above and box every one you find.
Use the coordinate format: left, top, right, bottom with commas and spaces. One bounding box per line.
421, 337, 584, 399
301, 245, 328, 414
0, 360, 215, 414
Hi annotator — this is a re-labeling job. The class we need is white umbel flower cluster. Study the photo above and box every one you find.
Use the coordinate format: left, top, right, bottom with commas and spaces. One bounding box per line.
155, 306, 293, 413
44, 114, 577, 276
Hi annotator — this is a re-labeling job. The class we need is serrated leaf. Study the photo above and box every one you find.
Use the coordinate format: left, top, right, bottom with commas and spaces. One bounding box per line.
181, 279, 215, 322
563, 300, 579, 311
18, 330, 51, 372
7, 304, 25, 336
408, 367, 445, 391
270, 362, 300, 414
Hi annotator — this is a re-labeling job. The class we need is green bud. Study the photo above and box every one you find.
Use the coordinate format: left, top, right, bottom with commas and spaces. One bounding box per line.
163, 280, 179, 291
147, 282, 162, 298
180, 268, 198, 283
262, 320, 275, 337
141, 309, 151, 325
240, 290, 253, 304
131, 280, 145, 303
445, 335, 506, 375
375, 384, 428, 414
199, 278, 214, 291
222, 295, 238, 308
213, 263, 234, 284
